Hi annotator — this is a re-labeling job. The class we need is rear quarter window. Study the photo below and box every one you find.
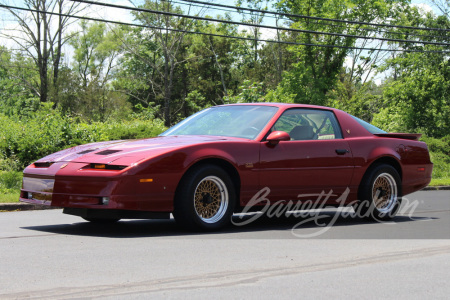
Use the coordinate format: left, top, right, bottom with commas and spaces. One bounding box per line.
351, 115, 387, 134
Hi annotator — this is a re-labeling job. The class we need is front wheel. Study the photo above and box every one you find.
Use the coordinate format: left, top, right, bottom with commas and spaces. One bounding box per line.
173, 165, 236, 231
356, 164, 402, 221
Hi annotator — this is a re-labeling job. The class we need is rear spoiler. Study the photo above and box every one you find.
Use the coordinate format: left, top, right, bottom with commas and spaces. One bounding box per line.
373, 133, 422, 141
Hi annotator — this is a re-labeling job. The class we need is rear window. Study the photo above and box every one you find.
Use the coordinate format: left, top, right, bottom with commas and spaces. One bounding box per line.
351, 115, 387, 134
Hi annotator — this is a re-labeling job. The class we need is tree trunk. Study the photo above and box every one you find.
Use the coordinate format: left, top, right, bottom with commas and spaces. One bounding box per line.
52, 0, 64, 93
163, 49, 171, 127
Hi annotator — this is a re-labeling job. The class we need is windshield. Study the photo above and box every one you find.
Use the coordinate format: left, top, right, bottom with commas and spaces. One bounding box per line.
161, 105, 278, 139
351, 115, 387, 134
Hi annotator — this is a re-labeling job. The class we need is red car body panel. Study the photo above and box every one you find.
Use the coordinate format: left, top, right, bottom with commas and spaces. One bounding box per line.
20, 103, 433, 215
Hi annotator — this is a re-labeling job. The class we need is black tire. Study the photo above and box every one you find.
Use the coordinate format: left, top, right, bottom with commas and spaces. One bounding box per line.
356, 164, 402, 221
82, 217, 120, 223
173, 164, 236, 231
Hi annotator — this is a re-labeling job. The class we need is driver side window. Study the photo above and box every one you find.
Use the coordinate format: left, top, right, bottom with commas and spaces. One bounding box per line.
272, 109, 342, 141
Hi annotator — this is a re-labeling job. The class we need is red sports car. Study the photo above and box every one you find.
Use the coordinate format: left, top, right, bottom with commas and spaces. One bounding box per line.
20, 103, 432, 230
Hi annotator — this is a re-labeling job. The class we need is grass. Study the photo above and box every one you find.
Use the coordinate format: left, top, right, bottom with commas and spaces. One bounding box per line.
0, 170, 22, 203
0, 191, 20, 203
429, 178, 450, 186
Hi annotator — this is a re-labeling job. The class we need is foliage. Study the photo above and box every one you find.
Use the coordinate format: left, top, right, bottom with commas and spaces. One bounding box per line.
273, 0, 409, 105
327, 72, 385, 122
0, 103, 166, 171
0, 150, 22, 196
372, 58, 450, 138
224, 80, 266, 103
429, 178, 450, 186
61, 21, 128, 121
0, 48, 40, 117
0, 0, 86, 104
421, 135, 450, 179
0, 171, 22, 194
0, 191, 20, 203
372, 10, 450, 139
370, 8, 450, 138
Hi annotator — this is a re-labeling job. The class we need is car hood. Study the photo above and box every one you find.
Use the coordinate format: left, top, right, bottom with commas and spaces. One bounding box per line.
35, 135, 242, 165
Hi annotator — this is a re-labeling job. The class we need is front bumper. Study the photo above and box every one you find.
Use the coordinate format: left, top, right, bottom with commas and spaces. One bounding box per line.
20, 172, 174, 212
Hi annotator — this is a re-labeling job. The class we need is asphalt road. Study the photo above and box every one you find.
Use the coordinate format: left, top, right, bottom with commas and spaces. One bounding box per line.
0, 190, 449, 299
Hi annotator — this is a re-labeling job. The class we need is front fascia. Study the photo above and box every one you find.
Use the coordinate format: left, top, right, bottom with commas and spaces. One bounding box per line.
21, 139, 262, 212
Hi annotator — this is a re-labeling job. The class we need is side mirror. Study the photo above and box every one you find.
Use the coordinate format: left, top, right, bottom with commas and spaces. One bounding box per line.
266, 131, 290, 145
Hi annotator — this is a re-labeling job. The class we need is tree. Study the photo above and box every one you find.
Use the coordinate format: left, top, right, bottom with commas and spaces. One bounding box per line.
121, 0, 196, 127
67, 21, 126, 120
237, 0, 270, 63
373, 58, 450, 137
0, 47, 40, 116
272, 0, 408, 105
184, 20, 245, 105
431, 0, 449, 17
0, 0, 85, 102
372, 10, 450, 138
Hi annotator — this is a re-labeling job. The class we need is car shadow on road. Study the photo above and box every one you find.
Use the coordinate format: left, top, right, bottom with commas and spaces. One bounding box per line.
21, 210, 441, 239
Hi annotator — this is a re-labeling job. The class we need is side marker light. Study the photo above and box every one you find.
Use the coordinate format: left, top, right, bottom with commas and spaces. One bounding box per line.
140, 179, 154, 183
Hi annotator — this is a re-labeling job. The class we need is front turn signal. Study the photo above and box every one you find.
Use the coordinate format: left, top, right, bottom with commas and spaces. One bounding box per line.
83, 163, 128, 171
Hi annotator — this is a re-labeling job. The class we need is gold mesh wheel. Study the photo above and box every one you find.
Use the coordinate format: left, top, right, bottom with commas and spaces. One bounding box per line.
194, 176, 229, 223
372, 172, 398, 213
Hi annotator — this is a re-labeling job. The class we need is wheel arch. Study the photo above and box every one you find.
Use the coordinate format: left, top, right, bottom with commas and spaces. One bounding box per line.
358, 156, 403, 198
175, 157, 241, 208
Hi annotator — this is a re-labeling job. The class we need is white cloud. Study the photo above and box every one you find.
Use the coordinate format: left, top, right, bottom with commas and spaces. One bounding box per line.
411, 2, 434, 14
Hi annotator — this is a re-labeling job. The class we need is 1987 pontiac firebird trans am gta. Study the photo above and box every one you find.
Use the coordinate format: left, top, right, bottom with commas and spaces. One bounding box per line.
20, 103, 433, 230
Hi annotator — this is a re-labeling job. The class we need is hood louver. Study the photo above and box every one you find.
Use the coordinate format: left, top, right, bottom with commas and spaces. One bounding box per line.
77, 149, 97, 155
95, 149, 122, 155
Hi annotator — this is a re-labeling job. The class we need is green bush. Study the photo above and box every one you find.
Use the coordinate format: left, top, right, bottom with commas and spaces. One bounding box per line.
429, 152, 450, 179
98, 119, 166, 140
0, 104, 167, 171
0, 171, 22, 194
421, 135, 450, 179
421, 135, 450, 156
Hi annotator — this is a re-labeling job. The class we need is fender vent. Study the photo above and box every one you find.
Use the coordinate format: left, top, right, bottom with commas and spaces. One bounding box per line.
95, 149, 122, 155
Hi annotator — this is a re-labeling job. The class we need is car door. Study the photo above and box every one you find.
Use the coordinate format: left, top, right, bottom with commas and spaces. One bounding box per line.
259, 108, 354, 204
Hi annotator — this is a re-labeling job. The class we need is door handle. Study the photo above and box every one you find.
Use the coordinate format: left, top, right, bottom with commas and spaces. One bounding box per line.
335, 149, 349, 155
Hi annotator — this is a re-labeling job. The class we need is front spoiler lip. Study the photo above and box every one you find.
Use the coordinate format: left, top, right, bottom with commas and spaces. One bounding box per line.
20, 197, 51, 206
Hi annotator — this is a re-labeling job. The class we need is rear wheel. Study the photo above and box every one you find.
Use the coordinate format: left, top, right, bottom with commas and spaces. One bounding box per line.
173, 165, 236, 231
356, 164, 402, 221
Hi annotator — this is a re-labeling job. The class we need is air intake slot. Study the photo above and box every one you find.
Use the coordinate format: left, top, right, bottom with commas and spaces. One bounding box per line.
95, 149, 122, 155
34, 162, 54, 168
77, 149, 97, 155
